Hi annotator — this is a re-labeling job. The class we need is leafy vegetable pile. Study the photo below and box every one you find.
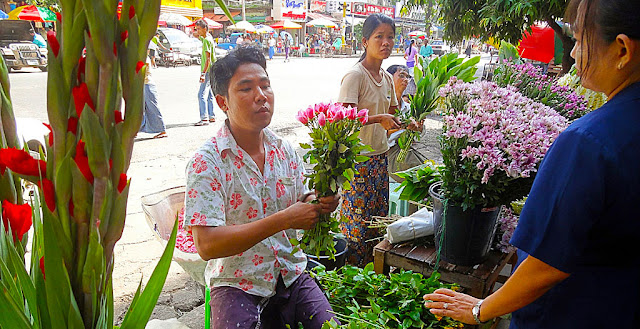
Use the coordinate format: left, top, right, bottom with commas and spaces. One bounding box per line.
312, 263, 463, 329
394, 161, 443, 204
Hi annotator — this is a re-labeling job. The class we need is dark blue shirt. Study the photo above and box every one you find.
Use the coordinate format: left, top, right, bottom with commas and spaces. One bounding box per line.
510, 82, 640, 329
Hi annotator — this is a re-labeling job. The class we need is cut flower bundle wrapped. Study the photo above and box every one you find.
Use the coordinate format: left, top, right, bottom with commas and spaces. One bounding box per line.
294, 102, 371, 259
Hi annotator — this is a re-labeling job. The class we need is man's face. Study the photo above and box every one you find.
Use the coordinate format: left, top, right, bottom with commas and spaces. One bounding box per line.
216, 63, 274, 133
195, 26, 206, 38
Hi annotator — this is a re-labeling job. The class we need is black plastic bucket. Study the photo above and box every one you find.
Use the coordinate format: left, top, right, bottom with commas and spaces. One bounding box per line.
306, 238, 348, 271
430, 182, 500, 266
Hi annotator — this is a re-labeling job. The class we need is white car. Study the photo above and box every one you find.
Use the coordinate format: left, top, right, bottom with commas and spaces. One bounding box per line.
430, 40, 451, 56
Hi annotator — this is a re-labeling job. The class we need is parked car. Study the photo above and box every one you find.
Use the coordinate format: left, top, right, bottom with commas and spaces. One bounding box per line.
430, 40, 451, 56
0, 20, 48, 72
157, 28, 199, 61
217, 32, 243, 50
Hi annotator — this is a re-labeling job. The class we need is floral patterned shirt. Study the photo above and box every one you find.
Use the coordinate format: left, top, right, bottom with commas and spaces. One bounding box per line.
184, 122, 309, 297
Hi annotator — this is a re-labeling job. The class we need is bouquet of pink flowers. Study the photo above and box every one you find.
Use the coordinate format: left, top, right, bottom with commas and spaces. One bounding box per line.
438, 78, 568, 210
294, 102, 371, 259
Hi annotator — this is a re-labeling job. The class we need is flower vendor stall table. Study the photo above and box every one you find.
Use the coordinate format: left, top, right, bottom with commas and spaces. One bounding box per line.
373, 238, 515, 299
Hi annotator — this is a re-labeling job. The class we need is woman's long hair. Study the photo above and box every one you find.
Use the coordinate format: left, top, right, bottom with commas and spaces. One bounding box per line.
358, 14, 396, 62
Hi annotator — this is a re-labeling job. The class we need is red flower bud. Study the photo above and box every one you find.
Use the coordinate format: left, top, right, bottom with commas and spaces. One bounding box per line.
68, 117, 78, 134
121, 31, 129, 43
77, 56, 86, 83
87, 31, 91, 39
39, 256, 45, 279
69, 200, 74, 217
36, 179, 56, 212
129, 5, 135, 19
113, 42, 117, 56
1, 200, 33, 242
47, 31, 59, 57
0, 148, 47, 177
72, 83, 95, 117
74, 140, 94, 184
135, 61, 145, 73
117, 173, 128, 193
43, 123, 53, 147
109, 159, 113, 170
114, 110, 124, 124
55, 12, 61, 22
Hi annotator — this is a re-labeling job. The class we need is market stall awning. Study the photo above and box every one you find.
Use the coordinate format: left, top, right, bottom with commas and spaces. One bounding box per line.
518, 24, 555, 63
254, 24, 275, 34
307, 18, 336, 28
227, 20, 256, 32
270, 19, 302, 29
0, 9, 8, 19
159, 13, 192, 26
8, 5, 56, 22
206, 11, 241, 23
307, 12, 340, 23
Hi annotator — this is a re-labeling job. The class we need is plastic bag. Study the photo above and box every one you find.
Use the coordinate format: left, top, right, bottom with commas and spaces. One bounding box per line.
385, 207, 434, 244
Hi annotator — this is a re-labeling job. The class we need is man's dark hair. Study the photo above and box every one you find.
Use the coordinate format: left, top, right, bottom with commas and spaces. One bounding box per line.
194, 19, 208, 30
212, 45, 267, 96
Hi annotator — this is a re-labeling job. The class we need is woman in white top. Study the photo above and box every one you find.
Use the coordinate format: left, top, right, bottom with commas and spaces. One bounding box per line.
337, 13, 401, 267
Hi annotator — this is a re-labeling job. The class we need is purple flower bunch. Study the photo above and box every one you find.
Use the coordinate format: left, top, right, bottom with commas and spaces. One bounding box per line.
438, 78, 568, 209
493, 62, 589, 120
497, 206, 518, 253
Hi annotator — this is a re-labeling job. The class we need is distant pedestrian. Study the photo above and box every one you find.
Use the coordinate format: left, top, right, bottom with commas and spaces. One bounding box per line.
284, 36, 292, 62
404, 39, 418, 72
194, 19, 217, 126
419, 38, 433, 59
465, 43, 473, 58
140, 57, 167, 138
268, 35, 275, 60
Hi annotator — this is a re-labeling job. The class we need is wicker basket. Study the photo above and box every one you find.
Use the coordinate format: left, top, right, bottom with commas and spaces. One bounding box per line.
141, 186, 207, 286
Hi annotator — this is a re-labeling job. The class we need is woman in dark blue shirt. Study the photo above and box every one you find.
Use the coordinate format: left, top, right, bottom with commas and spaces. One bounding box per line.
423, 0, 640, 328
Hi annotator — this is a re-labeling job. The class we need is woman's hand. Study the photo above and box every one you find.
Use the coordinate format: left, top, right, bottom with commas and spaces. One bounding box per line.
406, 118, 423, 132
375, 114, 401, 130
423, 288, 481, 325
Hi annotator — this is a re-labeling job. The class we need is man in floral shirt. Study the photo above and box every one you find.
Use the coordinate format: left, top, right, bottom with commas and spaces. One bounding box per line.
185, 46, 340, 328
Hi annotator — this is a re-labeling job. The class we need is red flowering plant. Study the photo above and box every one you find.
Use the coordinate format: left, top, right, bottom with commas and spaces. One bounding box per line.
292, 102, 371, 259
0, 0, 237, 327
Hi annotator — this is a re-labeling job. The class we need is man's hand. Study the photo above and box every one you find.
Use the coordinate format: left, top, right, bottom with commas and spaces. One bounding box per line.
199, 73, 206, 83
317, 194, 340, 214
406, 118, 423, 132
283, 202, 321, 230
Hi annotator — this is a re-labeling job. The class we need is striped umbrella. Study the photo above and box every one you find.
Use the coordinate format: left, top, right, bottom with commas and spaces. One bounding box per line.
8, 5, 56, 22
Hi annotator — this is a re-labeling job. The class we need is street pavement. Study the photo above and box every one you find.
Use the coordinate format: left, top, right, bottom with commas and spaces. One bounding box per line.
7, 53, 493, 327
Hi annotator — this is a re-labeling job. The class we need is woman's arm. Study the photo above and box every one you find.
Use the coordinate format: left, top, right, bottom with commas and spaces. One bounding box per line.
424, 255, 569, 324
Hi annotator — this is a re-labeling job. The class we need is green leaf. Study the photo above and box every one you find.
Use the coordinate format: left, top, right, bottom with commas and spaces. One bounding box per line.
0, 280, 32, 329
119, 219, 178, 329
300, 143, 312, 149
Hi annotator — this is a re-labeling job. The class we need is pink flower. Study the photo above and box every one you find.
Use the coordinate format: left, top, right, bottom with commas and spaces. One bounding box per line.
357, 109, 369, 124
346, 107, 357, 120
317, 112, 326, 126
296, 110, 309, 125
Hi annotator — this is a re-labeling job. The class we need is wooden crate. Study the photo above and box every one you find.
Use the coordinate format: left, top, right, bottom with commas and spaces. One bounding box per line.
374, 238, 515, 298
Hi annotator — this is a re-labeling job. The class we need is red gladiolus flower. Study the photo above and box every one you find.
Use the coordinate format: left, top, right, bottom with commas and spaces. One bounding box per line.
39, 256, 45, 279
0, 148, 47, 177
43, 123, 53, 146
72, 83, 95, 117
87, 31, 91, 39
77, 56, 86, 82
109, 159, 113, 170
117, 173, 128, 193
47, 31, 59, 57
37, 179, 56, 212
113, 42, 118, 56
121, 31, 129, 43
1, 200, 33, 242
114, 110, 124, 124
74, 140, 94, 184
135, 61, 145, 73
68, 117, 78, 134
129, 5, 135, 19
55, 12, 61, 22
0, 158, 5, 175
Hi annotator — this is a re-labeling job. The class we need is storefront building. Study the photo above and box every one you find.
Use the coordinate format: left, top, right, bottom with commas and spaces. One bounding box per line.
161, 0, 204, 20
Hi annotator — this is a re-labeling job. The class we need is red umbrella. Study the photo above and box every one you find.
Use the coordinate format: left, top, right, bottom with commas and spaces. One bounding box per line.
518, 24, 555, 63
